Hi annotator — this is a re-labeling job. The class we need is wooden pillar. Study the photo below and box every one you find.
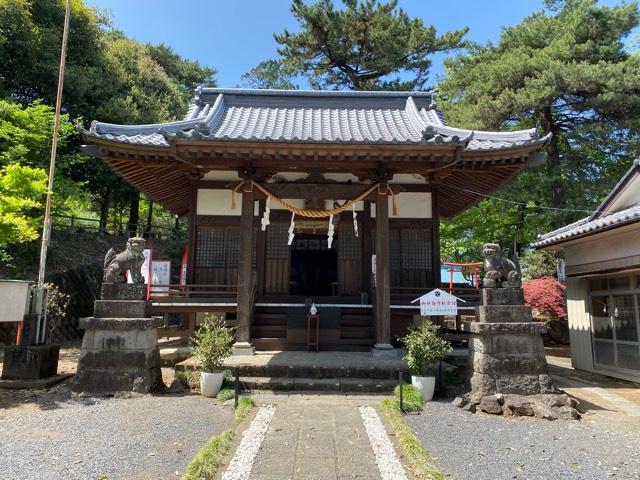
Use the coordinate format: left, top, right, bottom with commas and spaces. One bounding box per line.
361, 201, 372, 298
186, 186, 198, 286
233, 180, 255, 355
373, 186, 393, 354
431, 180, 441, 288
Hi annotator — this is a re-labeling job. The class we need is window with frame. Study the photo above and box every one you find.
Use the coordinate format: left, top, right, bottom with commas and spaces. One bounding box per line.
588, 274, 640, 373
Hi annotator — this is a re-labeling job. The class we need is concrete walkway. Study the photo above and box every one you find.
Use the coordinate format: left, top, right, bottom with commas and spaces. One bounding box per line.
220, 394, 407, 480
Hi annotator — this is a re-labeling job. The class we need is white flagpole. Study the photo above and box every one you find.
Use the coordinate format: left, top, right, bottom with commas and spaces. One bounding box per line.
37, 0, 71, 288
34, 0, 71, 344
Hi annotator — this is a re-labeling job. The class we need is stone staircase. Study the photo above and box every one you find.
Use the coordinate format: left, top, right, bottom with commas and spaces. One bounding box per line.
175, 351, 409, 393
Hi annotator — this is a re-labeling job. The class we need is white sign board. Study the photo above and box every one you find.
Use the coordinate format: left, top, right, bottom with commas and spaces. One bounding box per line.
0, 280, 31, 323
151, 261, 171, 293
411, 288, 464, 316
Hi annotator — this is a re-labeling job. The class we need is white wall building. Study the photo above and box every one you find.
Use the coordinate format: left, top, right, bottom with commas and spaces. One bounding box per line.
534, 160, 640, 383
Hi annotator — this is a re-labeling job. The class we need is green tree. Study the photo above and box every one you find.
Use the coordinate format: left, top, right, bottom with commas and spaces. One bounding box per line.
0, 164, 48, 247
0, 100, 75, 168
275, 0, 467, 90
439, 0, 640, 234
145, 43, 216, 93
240, 59, 299, 90
0, 0, 218, 242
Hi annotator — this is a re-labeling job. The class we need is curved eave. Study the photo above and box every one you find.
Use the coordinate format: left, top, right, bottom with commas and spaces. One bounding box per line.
82, 131, 547, 218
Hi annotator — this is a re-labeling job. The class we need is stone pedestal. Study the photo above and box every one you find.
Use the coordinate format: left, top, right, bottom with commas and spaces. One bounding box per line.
1, 344, 60, 380
74, 282, 163, 393
458, 288, 581, 419
465, 288, 554, 400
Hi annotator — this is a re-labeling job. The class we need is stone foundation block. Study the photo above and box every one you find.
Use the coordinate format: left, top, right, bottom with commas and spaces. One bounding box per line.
470, 372, 497, 400
463, 322, 547, 335
1, 345, 60, 380
100, 282, 147, 301
476, 305, 532, 323
77, 349, 160, 371
74, 368, 162, 393
80, 317, 163, 330
93, 300, 149, 319
481, 288, 525, 306
495, 374, 545, 395
492, 334, 544, 355
470, 351, 548, 375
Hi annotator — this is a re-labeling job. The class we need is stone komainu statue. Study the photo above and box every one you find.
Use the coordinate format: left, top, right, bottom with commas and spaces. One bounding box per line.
481, 243, 521, 288
103, 237, 146, 283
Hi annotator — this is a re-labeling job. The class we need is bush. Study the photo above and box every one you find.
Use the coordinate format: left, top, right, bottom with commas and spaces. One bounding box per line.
523, 277, 566, 320
403, 319, 452, 376
191, 315, 234, 373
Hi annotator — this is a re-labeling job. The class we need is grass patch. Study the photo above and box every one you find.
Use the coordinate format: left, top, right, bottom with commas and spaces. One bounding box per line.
175, 370, 200, 391
217, 387, 235, 401
234, 396, 255, 423
392, 384, 424, 413
182, 429, 234, 480
382, 400, 445, 480
182, 395, 256, 480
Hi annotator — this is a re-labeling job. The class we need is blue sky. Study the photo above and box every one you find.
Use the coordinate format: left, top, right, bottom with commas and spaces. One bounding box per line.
85, 0, 623, 88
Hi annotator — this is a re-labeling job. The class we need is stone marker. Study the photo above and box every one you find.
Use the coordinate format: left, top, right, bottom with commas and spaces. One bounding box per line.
455, 243, 581, 420
74, 238, 163, 393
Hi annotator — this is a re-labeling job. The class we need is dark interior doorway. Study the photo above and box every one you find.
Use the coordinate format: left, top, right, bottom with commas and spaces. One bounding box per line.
290, 235, 338, 296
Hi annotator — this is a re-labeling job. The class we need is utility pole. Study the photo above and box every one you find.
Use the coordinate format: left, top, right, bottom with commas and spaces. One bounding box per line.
37, 0, 71, 288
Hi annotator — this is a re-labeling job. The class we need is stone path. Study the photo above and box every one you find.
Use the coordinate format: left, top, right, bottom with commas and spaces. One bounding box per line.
220, 394, 407, 480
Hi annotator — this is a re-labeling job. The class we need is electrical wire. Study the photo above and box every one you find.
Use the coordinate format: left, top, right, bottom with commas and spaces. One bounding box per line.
445, 185, 597, 214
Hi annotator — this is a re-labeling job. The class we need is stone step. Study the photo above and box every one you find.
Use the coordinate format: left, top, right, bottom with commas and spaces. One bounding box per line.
240, 376, 397, 393
176, 361, 407, 380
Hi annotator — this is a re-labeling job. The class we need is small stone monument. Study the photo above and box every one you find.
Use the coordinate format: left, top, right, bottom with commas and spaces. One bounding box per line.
74, 238, 163, 393
457, 243, 580, 420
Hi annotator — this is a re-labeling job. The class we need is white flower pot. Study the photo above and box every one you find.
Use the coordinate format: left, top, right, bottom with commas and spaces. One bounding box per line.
411, 375, 436, 402
200, 371, 224, 398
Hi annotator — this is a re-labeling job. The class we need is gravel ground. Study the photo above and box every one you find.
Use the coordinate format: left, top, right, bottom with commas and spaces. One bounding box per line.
0, 385, 234, 480
406, 401, 640, 480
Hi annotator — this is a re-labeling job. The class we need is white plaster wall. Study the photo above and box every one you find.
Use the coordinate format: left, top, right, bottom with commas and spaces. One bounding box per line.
202, 170, 242, 181
197, 189, 258, 216
371, 192, 432, 219
564, 225, 640, 267
270, 199, 306, 211
565, 277, 594, 373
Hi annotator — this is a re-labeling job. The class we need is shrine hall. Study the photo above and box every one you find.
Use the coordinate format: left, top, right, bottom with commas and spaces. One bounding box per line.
81, 88, 550, 354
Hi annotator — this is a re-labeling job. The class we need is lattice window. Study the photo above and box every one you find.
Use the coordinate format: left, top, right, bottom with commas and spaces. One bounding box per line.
389, 228, 432, 270
389, 229, 401, 269
266, 223, 290, 259
196, 226, 241, 268
401, 228, 432, 269
338, 222, 360, 260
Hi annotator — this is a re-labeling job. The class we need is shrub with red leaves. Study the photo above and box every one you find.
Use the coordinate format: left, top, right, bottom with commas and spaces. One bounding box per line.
522, 277, 567, 320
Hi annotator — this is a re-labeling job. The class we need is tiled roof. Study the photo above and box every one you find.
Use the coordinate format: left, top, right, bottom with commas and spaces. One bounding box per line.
82, 88, 549, 150
532, 203, 640, 247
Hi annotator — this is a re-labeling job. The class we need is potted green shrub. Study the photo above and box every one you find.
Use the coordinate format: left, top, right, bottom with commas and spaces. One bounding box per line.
191, 314, 234, 398
403, 318, 452, 401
